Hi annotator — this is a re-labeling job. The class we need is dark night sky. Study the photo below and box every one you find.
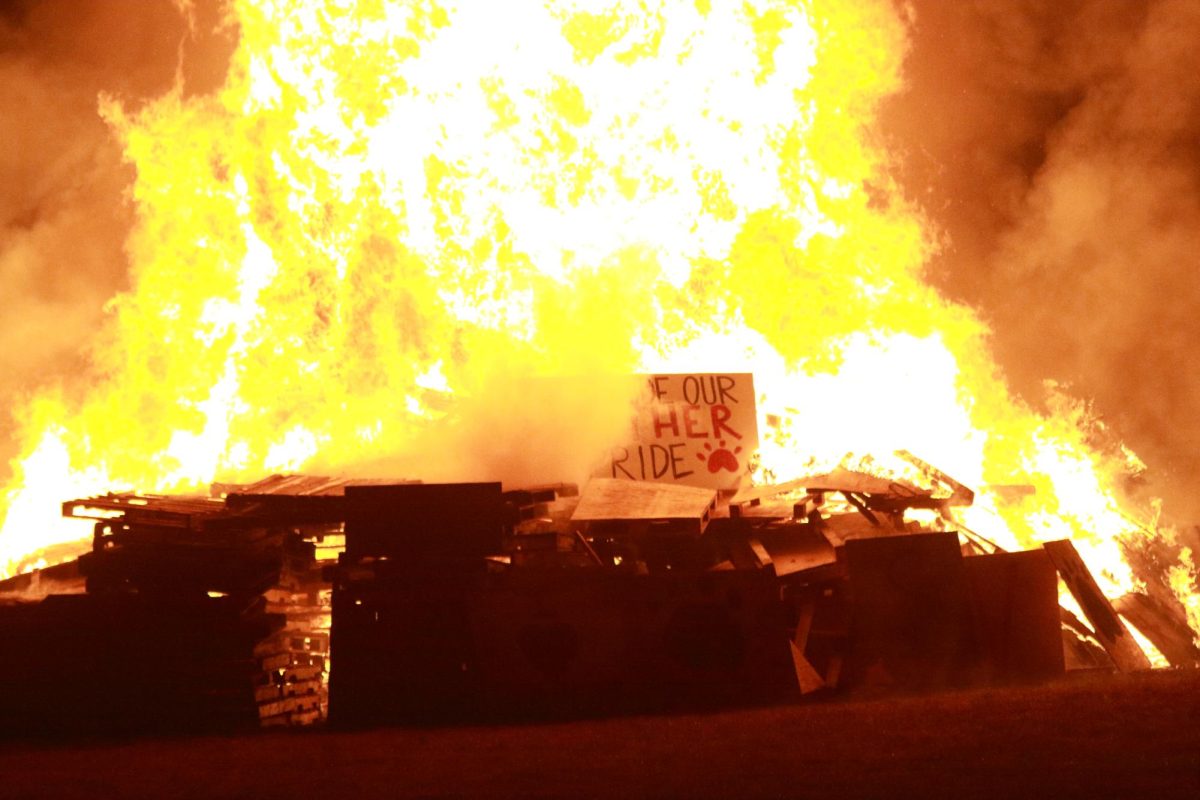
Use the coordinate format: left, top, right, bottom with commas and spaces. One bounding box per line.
2, 0, 1199, 514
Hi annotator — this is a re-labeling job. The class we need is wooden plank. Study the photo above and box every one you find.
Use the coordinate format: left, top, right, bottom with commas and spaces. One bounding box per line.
0, 559, 86, 598
1114, 591, 1200, 667
789, 641, 827, 695
824, 654, 844, 688
963, 550, 1065, 682
220, 494, 349, 525
895, 450, 975, 506
818, 512, 905, 548
793, 596, 817, 652
729, 479, 811, 508
259, 653, 292, 672
283, 679, 323, 698
257, 694, 322, 719
283, 665, 326, 683
755, 526, 836, 577
288, 707, 325, 726
843, 532, 979, 689
799, 467, 928, 500
1042, 540, 1150, 672
63, 493, 226, 524
228, 473, 412, 497
502, 483, 579, 507
747, 538, 773, 568
255, 684, 282, 703
1061, 626, 1113, 671
731, 500, 801, 519
571, 479, 717, 531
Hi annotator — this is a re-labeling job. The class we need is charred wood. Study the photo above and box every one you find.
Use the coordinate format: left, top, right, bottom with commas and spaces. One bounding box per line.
1114, 591, 1200, 667
1043, 539, 1151, 672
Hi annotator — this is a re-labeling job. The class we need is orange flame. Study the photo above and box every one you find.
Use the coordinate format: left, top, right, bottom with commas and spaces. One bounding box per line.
0, 0, 1196, 647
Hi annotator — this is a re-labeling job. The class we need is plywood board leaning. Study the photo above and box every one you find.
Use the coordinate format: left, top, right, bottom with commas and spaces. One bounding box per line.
1043, 539, 1150, 672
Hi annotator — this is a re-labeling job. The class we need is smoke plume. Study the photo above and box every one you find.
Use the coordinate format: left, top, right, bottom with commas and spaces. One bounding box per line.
885, 0, 1200, 518
0, 0, 232, 477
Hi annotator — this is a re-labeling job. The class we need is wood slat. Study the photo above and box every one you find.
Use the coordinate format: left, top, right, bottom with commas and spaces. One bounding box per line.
1114, 591, 1200, 667
1043, 539, 1150, 672
571, 479, 717, 528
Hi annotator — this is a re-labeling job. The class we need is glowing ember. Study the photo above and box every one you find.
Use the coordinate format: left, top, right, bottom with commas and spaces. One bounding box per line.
0, 1, 1196, 646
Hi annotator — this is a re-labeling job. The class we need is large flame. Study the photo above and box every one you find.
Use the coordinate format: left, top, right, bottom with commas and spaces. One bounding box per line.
1, 0, 1196, 645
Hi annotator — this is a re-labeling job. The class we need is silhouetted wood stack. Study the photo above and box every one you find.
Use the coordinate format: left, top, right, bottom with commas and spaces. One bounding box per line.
253, 630, 328, 726
329, 482, 509, 726
0, 593, 279, 734
2, 459, 1185, 734
0, 475, 385, 734
62, 484, 341, 730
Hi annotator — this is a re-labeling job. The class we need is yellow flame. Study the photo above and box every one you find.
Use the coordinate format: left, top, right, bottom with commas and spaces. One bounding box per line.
0, 0, 1194, 651
1169, 548, 1200, 648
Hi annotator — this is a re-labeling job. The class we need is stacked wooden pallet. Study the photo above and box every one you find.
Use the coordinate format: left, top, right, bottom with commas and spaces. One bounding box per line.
0, 475, 378, 734
0, 592, 278, 734
253, 629, 329, 727
2, 461, 1187, 734
66, 489, 334, 728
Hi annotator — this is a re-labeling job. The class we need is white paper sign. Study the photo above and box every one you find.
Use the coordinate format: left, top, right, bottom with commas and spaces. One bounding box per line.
600, 373, 757, 490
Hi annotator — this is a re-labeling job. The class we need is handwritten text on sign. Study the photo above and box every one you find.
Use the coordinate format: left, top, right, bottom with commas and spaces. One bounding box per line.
604, 373, 757, 490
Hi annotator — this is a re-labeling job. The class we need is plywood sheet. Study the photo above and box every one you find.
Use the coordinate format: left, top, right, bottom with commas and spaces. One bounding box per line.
571, 479, 717, 525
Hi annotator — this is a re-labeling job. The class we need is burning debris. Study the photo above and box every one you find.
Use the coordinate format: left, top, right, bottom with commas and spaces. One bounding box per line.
0, 0, 1198, 746
0, 475, 358, 732
2, 458, 1192, 735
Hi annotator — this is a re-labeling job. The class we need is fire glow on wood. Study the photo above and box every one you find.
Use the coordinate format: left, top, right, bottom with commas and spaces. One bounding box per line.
2, 466, 1193, 733
0, 0, 1197, 664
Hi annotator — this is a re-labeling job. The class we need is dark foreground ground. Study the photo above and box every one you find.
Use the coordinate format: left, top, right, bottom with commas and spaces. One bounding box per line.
0, 669, 1196, 799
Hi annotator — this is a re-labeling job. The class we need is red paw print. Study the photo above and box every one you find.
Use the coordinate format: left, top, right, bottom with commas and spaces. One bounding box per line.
697, 440, 742, 473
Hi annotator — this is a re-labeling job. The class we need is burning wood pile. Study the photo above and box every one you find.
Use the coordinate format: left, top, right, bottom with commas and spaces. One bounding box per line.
0, 475, 356, 733
0, 462, 1196, 734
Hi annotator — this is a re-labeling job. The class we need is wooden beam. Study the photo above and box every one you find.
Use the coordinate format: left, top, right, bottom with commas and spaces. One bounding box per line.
1042, 540, 1150, 672
895, 450, 975, 506
747, 537, 773, 568
571, 479, 717, 535
789, 642, 827, 695
729, 478, 811, 509
793, 597, 817, 653
801, 467, 928, 499
1114, 591, 1200, 668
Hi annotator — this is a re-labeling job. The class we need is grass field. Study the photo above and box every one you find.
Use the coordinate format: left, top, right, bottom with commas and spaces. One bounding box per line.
0, 669, 1196, 799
